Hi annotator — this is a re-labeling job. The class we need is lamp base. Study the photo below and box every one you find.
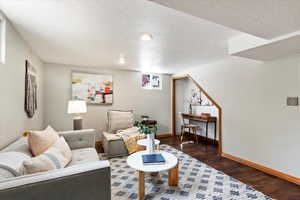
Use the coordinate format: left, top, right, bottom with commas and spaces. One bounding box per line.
73, 116, 83, 130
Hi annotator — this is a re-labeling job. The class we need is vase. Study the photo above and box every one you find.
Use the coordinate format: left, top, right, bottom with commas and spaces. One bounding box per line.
146, 133, 155, 154
189, 104, 193, 114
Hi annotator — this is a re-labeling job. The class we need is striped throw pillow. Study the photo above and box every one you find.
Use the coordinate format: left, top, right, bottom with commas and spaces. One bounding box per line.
22, 146, 69, 175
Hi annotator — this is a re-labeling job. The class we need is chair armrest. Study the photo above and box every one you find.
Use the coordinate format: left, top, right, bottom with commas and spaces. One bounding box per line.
58, 129, 96, 150
0, 161, 111, 200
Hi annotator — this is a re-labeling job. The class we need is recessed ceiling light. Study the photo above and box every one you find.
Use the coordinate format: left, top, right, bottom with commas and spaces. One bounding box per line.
119, 56, 125, 64
141, 33, 153, 41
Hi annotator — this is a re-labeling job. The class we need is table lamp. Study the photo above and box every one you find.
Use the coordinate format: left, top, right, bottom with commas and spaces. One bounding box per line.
67, 100, 87, 130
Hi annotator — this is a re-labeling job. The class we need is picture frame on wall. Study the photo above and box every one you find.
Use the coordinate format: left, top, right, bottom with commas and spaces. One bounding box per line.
71, 71, 113, 105
142, 74, 162, 90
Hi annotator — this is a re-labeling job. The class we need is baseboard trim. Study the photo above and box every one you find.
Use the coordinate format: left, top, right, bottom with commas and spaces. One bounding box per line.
222, 152, 300, 186
156, 133, 173, 138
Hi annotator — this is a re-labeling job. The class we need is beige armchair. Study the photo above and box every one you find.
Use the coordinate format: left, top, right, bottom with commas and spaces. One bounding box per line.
102, 110, 134, 158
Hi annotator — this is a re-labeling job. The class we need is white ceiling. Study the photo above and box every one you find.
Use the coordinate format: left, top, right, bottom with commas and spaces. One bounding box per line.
150, 0, 300, 39
0, 0, 239, 73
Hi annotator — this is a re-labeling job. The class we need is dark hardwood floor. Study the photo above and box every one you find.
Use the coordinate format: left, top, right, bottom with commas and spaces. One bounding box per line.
160, 136, 300, 200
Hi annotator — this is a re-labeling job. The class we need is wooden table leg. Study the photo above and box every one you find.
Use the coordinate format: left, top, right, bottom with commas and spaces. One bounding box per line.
205, 122, 209, 145
168, 163, 179, 186
214, 121, 217, 145
138, 171, 145, 200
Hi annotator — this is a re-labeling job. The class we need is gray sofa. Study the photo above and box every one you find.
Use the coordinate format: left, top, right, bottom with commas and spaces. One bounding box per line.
0, 129, 111, 200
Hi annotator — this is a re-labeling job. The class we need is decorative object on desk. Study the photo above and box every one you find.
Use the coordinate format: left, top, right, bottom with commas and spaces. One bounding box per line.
142, 153, 165, 165
189, 103, 193, 114
72, 72, 113, 104
188, 88, 214, 107
134, 121, 155, 154
191, 88, 203, 105
25, 60, 38, 118
67, 100, 87, 130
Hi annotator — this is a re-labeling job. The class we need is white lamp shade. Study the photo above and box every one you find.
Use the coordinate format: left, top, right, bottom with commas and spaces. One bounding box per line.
67, 100, 87, 114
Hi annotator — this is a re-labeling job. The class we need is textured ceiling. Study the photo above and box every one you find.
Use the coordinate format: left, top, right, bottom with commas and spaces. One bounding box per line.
0, 0, 239, 73
150, 0, 300, 39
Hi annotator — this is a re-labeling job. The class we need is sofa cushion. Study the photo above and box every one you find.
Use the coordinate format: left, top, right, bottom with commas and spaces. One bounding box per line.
27, 126, 60, 156
107, 110, 134, 133
67, 148, 99, 167
0, 152, 30, 177
1, 137, 32, 157
0, 168, 15, 181
22, 146, 70, 175
52, 137, 72, 161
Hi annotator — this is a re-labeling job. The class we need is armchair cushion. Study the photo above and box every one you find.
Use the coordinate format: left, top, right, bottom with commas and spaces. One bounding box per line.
102, 132, 128, 158
107, 110, 134, 133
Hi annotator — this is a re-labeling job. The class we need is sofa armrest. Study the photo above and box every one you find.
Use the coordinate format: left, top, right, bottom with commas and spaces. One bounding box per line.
58, 129, 95, 150
0, 161, 111, 200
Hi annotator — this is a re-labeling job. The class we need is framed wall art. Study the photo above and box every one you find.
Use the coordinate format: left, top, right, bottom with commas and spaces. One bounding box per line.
72, 72, 113, 104
142, 74, 162, 90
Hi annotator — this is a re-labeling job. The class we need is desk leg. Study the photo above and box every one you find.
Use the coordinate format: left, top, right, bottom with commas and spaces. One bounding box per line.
138, 171, 145, 200
168, 163, 179, 186
214, 121, 217, 145
205, 122, 209, 145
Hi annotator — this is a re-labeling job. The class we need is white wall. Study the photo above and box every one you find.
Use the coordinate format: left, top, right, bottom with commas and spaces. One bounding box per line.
176, 55, 300, 178
44, 63, 171, 140
0, 18, 44, 149
175, 78, 187, 134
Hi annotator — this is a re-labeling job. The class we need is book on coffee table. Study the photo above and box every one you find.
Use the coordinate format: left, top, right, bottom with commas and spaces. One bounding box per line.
142, 154, 166, 165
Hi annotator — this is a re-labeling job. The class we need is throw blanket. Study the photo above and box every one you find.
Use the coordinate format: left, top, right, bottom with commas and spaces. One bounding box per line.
116, 127, 146, 154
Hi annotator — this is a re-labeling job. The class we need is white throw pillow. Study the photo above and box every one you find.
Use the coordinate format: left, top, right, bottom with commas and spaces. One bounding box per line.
27, 126, 59, 156
0, 152, 31, 177
22, 146, 70, 175
52, 137, 72, 162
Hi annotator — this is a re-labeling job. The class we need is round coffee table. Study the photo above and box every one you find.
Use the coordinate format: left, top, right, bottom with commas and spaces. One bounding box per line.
127, 151, 179, 200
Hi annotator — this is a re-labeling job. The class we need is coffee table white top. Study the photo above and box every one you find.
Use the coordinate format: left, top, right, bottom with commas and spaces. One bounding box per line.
137, 139, 160, 147
127, 150, 178, 173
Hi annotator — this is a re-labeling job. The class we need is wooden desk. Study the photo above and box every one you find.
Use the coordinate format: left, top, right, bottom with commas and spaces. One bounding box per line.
182, 113, 217, 144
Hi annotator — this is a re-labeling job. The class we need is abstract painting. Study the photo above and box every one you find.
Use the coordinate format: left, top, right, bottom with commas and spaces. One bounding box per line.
25, 60, 38, 118
72, 72, 113, 104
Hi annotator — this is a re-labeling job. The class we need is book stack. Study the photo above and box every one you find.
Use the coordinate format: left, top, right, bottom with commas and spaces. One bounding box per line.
142, 154, 166, 165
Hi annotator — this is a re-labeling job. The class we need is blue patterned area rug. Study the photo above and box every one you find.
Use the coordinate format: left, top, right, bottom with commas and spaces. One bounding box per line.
109, 144, 273, 200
